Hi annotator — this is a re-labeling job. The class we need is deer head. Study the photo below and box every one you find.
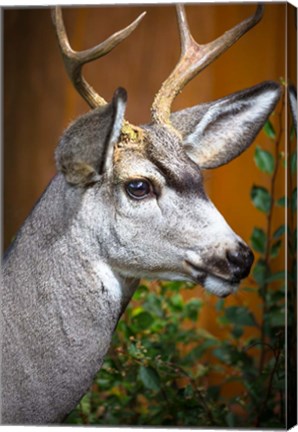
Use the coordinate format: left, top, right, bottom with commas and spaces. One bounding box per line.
52, 5, 281, 298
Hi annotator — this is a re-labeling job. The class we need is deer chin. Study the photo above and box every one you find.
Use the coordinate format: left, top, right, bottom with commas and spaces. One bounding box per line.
203, 275, 239, 298
183, 260, 239, 298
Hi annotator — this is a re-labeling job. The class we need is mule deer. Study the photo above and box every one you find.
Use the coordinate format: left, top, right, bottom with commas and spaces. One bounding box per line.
1, 4, 281, 425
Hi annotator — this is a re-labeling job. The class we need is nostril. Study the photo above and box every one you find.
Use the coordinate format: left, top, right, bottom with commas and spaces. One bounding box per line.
226, 250, 242, 267
226, 250, 243, 281
226, 246, 254, 280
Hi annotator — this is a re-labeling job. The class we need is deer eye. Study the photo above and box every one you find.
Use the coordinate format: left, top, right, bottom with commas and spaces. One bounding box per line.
125, 179, 152, 200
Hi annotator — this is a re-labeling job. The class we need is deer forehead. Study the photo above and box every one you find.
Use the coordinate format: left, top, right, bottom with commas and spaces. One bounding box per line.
113, 131, 148, 179
113, 124, 205, 196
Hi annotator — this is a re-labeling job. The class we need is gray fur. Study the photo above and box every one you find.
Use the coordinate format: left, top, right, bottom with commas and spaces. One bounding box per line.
2, 82, 280, 424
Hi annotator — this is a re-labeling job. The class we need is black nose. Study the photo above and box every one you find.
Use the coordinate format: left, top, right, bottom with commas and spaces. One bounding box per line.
226, 243, 254, 282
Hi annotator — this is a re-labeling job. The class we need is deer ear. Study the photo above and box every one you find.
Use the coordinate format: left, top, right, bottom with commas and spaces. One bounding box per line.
56, 88, 127, 186
172, 81, 281, 169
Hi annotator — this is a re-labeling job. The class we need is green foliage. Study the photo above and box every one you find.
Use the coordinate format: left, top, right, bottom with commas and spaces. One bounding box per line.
263, 119, 276, 139
223, 306, 257, 327
65, 265, 287, 427
250, 227, 267, 253
273, 224, 286, 239
254, 146, 275, 174
138, 366, 161, 391
276, 195, 287, 207
65, 92, 294, 428
251, 185, 272, 213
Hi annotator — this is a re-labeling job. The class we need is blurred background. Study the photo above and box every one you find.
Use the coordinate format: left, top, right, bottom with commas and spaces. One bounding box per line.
3, 2, 296, 427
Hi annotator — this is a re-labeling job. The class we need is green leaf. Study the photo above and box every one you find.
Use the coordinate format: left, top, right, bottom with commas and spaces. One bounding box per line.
232, 325, 244, 338
131, 311, 154, 330
252, 259, 267, 285
144, 293, 163, 317
254, 146, 274, 174
128, 343, 143, 359
184, 298, 203, 321
270, 240, 282, 258
162, 281, 185, 292
224, 306, 257, 327
276, 196, 288, 207
263, 119, 276, 139
216, 298, 225, 312
250, 227, 267, 253
79, 394, 91, 416
169, 294, 184, 311
184, 340, 217, 362
196, 328, 218, 340
291, 151, 297, 174
265, 270, 285, 283
269, 308, 285, 327
251, 185, 271, 213
273, 224, 286, 239
133, 284, 149, 300
213, 347, 230, 363
138, 366, 161, 391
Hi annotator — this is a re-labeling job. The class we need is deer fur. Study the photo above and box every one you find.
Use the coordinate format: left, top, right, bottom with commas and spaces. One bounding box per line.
1, 80, 280, 424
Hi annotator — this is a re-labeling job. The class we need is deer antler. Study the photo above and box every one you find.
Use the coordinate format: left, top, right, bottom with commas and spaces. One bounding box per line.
52, 7, 146, 109
151, 3, 264, 125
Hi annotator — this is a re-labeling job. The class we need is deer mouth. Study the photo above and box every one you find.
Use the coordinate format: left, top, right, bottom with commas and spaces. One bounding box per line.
183, 260, 240, 298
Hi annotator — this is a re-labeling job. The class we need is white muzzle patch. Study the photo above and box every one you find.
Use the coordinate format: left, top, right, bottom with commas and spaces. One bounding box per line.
204, 275, 239, 298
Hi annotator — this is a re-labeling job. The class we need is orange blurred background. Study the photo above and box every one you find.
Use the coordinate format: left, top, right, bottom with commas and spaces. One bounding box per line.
3, 2, 294, 399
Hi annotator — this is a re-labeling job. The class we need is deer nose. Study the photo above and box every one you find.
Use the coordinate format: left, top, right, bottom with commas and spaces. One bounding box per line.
226, 243, 254, 281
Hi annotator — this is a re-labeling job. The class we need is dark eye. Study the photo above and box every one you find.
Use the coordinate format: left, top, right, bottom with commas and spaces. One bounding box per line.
125, 179, 152, 200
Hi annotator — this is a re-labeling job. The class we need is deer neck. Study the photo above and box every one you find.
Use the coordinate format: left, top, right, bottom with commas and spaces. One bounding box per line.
2, 174, 139, 424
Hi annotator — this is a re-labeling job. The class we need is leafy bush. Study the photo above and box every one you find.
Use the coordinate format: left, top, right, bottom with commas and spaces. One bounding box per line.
65, 87, 296, 428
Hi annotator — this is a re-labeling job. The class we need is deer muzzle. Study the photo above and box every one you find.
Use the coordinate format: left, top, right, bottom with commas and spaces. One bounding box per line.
225, 242, 254, 282
184, 241, 254, 297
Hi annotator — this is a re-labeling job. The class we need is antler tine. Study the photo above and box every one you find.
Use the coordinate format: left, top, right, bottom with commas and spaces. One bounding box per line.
176, 4, 195, 55
52, 7, 146, 109
151, 3, 264, 125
